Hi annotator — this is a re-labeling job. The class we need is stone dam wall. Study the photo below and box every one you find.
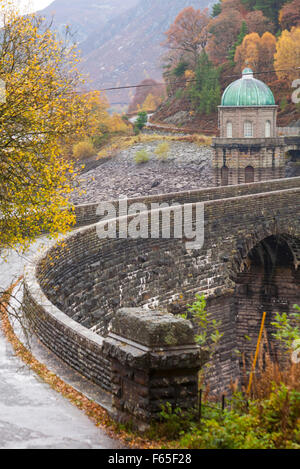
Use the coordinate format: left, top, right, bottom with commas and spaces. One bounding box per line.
23, 177, 300, 426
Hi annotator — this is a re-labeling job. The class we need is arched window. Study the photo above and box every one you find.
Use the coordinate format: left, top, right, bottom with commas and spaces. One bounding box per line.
265, 120, 271, 138
245, 165, 254, 183
244, 121, 253, 138
226, 121, 233, 138
221, 166, 229, 186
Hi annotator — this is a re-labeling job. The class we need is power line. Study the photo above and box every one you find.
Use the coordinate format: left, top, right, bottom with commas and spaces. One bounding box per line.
98, 68, 300, 92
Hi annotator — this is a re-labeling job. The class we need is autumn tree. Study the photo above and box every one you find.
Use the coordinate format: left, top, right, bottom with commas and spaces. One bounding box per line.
128, 79, 165, 113
274, 27, 300, 81
207, 7, 244, 64
142, 93, 162, 112
241, 0, 290, 28
0, 6, 91, 249
163, 7, 210, 68
246, 10, 275, 34
279, 0, 300, 30
234, 31, 277, 73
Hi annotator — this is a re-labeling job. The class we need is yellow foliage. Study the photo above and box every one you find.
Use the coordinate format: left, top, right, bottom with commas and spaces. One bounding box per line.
72, 140, 96, 160
0, 5, 94, 249
134, 149, 150, 164
234, 31, 276, 72
184, 69, 195, 81
142, 93, 163, 112
155, 142, 170, 160
275, 27, 300, 81
109, 114, 129, 133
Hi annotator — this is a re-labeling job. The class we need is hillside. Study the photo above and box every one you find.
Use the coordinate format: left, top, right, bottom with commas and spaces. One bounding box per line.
40, 0, 139, 43
39, 0, 210, 105
151, 0, 300, 132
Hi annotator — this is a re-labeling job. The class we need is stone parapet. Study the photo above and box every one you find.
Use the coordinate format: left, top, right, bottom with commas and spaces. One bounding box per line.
102, 308, 204, 430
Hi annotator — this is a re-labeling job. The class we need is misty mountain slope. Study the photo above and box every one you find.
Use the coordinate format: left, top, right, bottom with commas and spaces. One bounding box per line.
40, 0, 210, 104
81, 0, 211, 103
40, 0, 139, 43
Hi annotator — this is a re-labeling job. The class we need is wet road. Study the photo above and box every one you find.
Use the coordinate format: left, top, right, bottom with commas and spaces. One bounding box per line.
0, 240, 123, 449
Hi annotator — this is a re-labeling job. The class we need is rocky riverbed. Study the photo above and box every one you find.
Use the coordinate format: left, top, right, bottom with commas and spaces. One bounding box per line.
72, 141, 214, 204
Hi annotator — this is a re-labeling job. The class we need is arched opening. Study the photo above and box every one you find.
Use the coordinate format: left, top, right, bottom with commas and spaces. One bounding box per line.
235, 235, 300, 372
221, 165, 229, 186
226, 121, 233, 138
244, 120, 253, 138
245, 165, 254, 183
265, 120, 271, 138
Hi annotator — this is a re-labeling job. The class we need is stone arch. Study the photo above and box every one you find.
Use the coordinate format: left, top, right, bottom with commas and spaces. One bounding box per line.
245, 165, 254, 183
227, 222, 299, 285
233, 233, 300, 369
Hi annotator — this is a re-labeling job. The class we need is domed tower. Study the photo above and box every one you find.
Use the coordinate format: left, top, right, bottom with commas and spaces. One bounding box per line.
212, 68, 285, 186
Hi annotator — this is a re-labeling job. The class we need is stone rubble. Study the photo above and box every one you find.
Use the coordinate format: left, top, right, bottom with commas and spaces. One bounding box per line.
71, 141, 214, 204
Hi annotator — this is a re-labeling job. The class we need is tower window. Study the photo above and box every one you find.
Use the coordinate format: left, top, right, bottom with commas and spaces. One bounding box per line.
226, 121, 233, 138
244, 121, 253, 138
265, 120, 271, 138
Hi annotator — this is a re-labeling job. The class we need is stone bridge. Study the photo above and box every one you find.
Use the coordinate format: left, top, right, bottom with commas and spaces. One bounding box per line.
23, 176, 300, 428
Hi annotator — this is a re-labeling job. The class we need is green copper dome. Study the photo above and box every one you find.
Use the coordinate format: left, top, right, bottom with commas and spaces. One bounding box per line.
221, 68, 275, 107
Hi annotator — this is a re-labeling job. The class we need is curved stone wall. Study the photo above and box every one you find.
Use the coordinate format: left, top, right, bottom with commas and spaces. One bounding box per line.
24, 260, 112, 391
23, 176, 300, 395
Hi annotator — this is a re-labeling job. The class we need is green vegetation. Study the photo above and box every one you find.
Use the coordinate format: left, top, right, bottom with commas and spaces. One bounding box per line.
134, 111, 148, 134
271, 305, 300, 351
147, 299, 300, 449
169, 385, 300, 449
160, 1, 298, 124
228, 21, 248, 65
212, 3, 222, 17
134, 149, 150, 164
183, 294, 223, 358
188, 51, 221, 115
241, 0, 288, 26
172, 61, 189, 77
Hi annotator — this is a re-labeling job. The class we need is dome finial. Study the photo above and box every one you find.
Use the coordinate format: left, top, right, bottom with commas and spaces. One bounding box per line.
242, 67, 254, 79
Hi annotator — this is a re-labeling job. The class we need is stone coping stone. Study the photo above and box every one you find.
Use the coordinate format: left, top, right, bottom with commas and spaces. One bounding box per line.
102, 335, 203, 370
110, 307, 195, 348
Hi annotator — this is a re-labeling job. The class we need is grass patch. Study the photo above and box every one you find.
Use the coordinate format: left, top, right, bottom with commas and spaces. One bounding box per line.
96, 133, 212, 161
134, 149, 150, 164
155, 142, 170, 161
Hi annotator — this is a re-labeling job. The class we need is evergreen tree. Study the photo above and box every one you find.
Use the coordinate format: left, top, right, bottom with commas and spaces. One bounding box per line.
241, 0, 292, 27
212, 3, 222, 17
228, 21, 248, 65
189, 51, 221, 115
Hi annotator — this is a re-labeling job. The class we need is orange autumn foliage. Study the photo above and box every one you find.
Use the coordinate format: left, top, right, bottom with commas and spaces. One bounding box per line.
234, 31, 276, 74
275, 27, 300, 82
279, 0, 300, 30
163, 7, 210, 66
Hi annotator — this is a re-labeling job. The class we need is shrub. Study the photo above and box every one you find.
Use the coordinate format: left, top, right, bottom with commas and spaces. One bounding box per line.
175, 89, 184, 100
155, 142, 170, 160
72, 140, 96, 160
134, 149, 150, 164
156, 385, 300, 449
134, 111, 148, 134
